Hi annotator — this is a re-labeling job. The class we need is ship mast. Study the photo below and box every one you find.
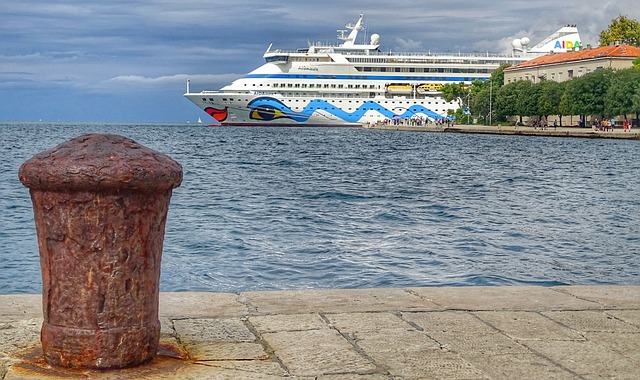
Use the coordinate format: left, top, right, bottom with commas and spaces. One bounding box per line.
337, 13, 363, 46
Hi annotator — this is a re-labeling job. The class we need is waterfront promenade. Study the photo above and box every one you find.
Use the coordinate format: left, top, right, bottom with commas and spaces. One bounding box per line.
366, 123, 640, 140
1, 285, 639, 379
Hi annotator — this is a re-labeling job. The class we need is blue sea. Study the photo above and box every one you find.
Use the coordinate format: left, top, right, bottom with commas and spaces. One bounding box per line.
1, 122, 639, 294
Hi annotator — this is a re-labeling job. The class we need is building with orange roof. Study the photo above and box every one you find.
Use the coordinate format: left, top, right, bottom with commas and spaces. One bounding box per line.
504, 43, 640, 84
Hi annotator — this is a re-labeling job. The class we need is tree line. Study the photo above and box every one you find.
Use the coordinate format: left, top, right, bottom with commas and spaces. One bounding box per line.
486, 63, 638, 126
442, 15, 640, 126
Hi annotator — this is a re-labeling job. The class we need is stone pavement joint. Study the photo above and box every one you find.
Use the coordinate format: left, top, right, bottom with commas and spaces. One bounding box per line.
318, 313, 393, 377
1, 285, 639, 379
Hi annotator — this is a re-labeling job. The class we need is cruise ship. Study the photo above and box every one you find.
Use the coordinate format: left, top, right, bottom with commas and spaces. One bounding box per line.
184, 15, 581, 126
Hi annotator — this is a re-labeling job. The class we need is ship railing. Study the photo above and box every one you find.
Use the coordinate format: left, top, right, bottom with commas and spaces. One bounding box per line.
266, 46, 522, 59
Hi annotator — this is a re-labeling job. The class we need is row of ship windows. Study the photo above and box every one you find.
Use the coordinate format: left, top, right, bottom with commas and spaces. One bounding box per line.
243, 83, 448, 89
289, 56, 496, 69
355, 66, 491, 74
208, 97, 447, 106
242, 80, 467, 89
268, 83, 378, 89
348, 57, 497, 65
243, 83, 375, 88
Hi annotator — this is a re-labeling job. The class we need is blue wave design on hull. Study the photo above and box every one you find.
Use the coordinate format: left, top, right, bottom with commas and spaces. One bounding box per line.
247, 97, 446, 123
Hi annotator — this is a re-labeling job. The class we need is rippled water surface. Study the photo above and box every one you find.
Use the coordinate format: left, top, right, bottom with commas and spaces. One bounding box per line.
1, 122, 639, 294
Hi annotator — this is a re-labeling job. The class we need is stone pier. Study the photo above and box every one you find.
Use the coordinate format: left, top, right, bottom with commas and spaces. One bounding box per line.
1, 285, 639, 379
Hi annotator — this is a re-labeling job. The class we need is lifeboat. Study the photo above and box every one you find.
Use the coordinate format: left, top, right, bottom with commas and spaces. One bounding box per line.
386, 84, 413, 94
417, 83, 443, 93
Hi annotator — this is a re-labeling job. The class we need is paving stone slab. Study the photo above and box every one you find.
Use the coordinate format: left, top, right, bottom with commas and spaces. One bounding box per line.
173, 318, 256, 343
353, 327, 442, 356
553, 286, 640, 308
367, 348, 488, 379
585, 332, 640, 363
404, 312, 533, 355
403, 311, 496, 333
0, 295, 41, 318
1, 359, 8, 379
172, 318, 265, 361
605, 310, 640, 328
262, 328, 376, 377
426, 330, 533, 356
311, 375, 390, 380
523, 339, 640, 379
249, 313, 328, 333
325, 312, 409, 334
187, 342, 268, 361
242, 288, 439, 315
160, 292, 247, 318
407, 286, 602, 311
195, 360, 287, 377
0, 319, 41, 356
107, 360, 285, 380
160, 317, 177, 336
161, 364, 286, 380
542, 310, 640, 333
463, 353, 581, 380
473, 311, 585, 341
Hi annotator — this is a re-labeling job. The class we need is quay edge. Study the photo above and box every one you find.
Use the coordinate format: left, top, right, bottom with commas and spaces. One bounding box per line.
365, 123, 640, 140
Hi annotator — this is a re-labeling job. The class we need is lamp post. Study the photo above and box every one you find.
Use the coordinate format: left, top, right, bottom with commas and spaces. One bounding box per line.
489, 79, 493, 126
465, 91, 471, 125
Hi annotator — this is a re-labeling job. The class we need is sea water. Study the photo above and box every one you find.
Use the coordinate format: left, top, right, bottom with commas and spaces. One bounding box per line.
1, 122, 639, 294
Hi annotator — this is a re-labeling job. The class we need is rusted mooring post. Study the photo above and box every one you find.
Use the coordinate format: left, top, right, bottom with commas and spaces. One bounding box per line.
19, 134, 182, 369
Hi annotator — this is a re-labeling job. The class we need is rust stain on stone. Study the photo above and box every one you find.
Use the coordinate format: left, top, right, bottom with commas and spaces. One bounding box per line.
12, 343, 192, 379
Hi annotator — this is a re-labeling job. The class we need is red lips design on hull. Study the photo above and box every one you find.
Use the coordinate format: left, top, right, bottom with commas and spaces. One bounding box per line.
205, 107, 228, 122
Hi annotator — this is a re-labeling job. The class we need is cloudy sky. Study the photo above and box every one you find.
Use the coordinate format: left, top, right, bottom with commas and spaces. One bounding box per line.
1, 0, 638, 123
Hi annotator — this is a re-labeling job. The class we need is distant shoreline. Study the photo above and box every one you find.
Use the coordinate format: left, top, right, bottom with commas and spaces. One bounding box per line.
365, 123, 640, 140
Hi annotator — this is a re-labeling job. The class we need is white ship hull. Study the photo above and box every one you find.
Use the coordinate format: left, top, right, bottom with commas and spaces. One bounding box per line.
184, 91, 459, 126
185, 15, 581, 126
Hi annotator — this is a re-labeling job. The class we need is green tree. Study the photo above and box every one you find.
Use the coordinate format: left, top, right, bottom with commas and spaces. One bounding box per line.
495, 82, 518, 121
490, 64, 509, 89
538, 81, 565, 125
470, 86, 490, 124
442, 82, 470, 109
514, 80, 540, 120
605, 68, 640, 116
446, 107, 466, 123
633, 81, 640, 126
567, 69, 615, 117
467, 65, 510, 125
599, 15, 640, 47
559, 78, 584, 126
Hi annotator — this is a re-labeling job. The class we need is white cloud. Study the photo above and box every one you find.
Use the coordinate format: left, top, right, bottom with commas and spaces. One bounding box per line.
393, 38, 424, 52
88, 73, 241, 94
105, 74, 231, 86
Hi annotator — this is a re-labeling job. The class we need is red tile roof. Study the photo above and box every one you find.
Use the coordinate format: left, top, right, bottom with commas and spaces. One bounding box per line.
505, 44, 640, 70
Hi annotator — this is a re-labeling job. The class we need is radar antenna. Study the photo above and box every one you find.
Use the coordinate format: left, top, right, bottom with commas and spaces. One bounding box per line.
337, 14, 363, 46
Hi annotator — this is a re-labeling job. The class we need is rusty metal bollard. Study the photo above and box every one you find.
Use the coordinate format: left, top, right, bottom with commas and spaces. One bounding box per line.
19, 134, 182, 369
